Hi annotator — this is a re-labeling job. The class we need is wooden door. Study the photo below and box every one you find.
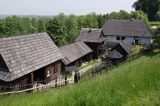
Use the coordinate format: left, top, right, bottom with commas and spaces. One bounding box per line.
54, 63, 61, 78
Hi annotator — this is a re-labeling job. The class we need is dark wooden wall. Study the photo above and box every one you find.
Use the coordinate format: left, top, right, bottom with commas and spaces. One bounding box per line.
0, 60, 62, 91
85, 42, 105, 59
0, 73, 31, 91
0, 55, 8, 70
114, 45, 128, 58
44, 61, 62, 83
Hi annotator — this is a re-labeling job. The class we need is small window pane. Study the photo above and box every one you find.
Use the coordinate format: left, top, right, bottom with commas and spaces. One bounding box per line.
117, 37, 120, 40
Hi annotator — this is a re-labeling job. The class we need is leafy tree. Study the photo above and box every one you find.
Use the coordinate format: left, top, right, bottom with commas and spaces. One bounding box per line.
156, 11, 160, 21
46, 18, 67, 46
133, 0, 160, 21
77, 15, 86, 30
85, 12, 98, 28
119, 10, 131, 19
97, 14, 107, 28
37, 19, 47, 32
154, 26, 160, 47
65, 15, 78, 43
130, 11, 149, 22
109, 12, 120, 19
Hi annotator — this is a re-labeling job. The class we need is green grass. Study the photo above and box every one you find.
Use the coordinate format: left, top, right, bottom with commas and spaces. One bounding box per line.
149, 21, 160, 26
77, 59, 100, 71
132, 45, 144, 55
0, 50, 160, 106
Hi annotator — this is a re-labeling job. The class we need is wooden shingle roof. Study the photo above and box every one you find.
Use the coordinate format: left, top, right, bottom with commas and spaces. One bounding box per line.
0, 32, 63, 82
76, 28, 105, 43
118, 40, 133, 54
60, 41, 92, 65
102, 20, 153, 38
107, 50, 123, 59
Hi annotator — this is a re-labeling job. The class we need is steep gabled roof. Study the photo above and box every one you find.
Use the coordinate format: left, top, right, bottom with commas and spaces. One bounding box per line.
76, 28, 105, 43
119, 40, 133, 54
60, 41, 92, 65
0, 32, 63, 82
113, 40, 133, 54
107, 50, 123, 59
102, 20, 153, 38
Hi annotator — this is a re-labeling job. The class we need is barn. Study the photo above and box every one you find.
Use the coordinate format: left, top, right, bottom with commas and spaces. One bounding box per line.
0, 32, 63, 91
106, 40, 133, 63
76, 28, 105, 59
112, 40, 133, 58
102, 19, 153, 47
60, 41, 92, 72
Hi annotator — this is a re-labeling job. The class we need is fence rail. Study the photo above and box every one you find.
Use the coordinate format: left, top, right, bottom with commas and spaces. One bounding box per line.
80, 52, 143, 79
0, 49, 145, 95
0, 78, 73, 95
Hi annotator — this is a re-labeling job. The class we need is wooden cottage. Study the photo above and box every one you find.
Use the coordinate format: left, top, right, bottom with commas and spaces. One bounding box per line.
107, 50, 123, 60
112, 40, 133, 58
60, 41, 92, 72
0, 33, 63, 91
106, 40, 132, 63
102, 20, 153, 47
76, 28, 105, 59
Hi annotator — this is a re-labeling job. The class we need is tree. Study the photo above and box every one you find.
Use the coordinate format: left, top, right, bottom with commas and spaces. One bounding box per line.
96, 14, 106, 28
77, 15, 86, 30
156, 11, 160, 21
85, 12, 98, 28
37, 19, 47, 32
154, 27, 160, 47
65, 15, 78, 43
130, 11, 149, 22
109, 12, 120, 19
46, 18, 67, 46
119, 10, 131, 19
133, 0, 160, 21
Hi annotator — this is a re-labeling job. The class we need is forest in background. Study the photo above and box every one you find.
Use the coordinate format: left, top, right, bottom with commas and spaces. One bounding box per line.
0, 10, 148, 46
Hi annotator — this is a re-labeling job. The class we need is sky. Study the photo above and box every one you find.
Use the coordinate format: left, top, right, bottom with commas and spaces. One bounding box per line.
0, 0, 137, 16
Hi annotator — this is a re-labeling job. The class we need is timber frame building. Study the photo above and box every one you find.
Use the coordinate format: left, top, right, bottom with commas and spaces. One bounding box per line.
76, 28, 106, 59
60, 41, 92, 72
0, 32, 63, 90
102, 19, 153, 47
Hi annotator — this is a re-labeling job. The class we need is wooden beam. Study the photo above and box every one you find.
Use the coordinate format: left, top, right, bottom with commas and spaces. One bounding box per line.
31, 72, 34, 84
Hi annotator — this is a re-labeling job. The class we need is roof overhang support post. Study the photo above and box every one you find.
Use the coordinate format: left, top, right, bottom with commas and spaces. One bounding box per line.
31, 72, 34, 87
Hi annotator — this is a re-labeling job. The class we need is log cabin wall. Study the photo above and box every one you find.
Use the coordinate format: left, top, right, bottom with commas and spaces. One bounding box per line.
85, 42, 99, 59
97, 42, 106, 58
85, 42, 105, 59
44, 60, 62, 83
0, 74, 31, 91
13, 74, 31, 91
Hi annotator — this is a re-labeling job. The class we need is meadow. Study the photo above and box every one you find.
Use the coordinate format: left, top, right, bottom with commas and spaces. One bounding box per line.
0, 49, 160, 106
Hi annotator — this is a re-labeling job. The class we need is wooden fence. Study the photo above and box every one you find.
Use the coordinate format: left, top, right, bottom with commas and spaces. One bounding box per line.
0, 76, 74, 95
0, 48, 146, 95
80, 52, 143, 79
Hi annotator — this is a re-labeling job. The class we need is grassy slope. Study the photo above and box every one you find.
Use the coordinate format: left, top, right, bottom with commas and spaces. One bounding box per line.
0, 50, 160, 106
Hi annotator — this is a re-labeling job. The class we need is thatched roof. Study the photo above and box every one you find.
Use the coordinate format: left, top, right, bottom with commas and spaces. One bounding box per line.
60, 41, 92, 65
107, 50, 123, 59
0, 32, 63, 82
102, 20, 152, 38
76, 28, 105, 43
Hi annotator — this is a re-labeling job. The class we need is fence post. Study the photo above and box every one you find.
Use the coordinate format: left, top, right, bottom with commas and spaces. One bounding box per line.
65, 76, 67, 85
55, 78, 57, 87
92, 70, 94, 77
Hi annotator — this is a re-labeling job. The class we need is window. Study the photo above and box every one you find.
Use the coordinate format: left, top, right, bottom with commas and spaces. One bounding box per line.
121, 37, 126, 40
117, 37, 120, 40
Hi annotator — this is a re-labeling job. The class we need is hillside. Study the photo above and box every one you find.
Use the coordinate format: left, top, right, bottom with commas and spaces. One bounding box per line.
0, 49, 160, 106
